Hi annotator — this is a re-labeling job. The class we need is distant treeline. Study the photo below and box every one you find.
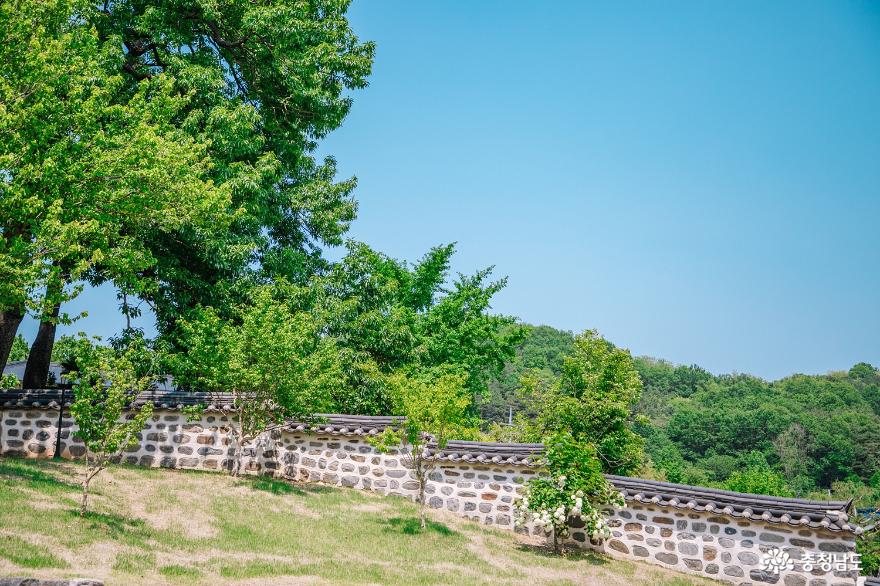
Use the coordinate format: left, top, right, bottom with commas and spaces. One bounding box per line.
482, 324, 880, 506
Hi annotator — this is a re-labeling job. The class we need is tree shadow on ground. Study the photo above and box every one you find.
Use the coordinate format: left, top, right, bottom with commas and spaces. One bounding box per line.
72, 509, 154, 544
515, 542, 609, 565
0, 459, 79, 491
382, 517, 458, 537
242, 477, 333, 496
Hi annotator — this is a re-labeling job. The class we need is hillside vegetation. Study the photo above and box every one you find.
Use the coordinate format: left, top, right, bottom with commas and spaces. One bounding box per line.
482, 324, 880, 504
0, 458, 718, 586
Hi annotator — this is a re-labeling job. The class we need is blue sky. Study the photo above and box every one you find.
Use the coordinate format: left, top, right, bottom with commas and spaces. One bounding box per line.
20, 0, 880, 380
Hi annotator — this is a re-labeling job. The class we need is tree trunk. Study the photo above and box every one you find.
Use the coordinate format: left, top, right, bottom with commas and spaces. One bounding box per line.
552, 527, 558, 553
417, 459, 427, 530
0, 307, 24, 371
80, 475, 90, 516
22, 302, 60, 388
418, 477, 427, 529
231, 432, 245, 477
232, 447, 243, 477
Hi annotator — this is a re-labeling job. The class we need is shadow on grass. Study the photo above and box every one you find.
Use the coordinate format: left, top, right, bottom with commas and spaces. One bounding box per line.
243, 477, 333, 496
68, 509, 154, 545
0, 534, 69, 569
0, 459, 79, 492
515, 542, 609, 565
383, 516, 458, 536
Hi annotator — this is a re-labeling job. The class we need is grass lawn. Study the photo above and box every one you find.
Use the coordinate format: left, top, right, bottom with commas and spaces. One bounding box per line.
0, 458, 721, 585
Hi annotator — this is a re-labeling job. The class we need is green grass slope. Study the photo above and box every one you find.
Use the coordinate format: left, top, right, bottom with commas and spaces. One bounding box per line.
0, 458, 719, 585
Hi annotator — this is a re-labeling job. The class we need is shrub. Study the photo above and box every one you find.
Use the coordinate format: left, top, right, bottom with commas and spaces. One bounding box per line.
514, 432, 624, 552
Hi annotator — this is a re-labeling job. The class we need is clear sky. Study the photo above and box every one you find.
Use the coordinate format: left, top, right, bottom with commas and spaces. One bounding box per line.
19, 0, 880, 380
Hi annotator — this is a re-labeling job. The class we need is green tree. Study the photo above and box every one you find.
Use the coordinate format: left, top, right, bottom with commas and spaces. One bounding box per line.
173, 282, 343, 476
371, 368, 473, 529
633, 357, 712, 422
772, 423, 813, 496
482, 324, 575, 424
848, 363, 880, 417
858, 530, 880, 577
1, 0, 232, 384
50, 335, 80, 370
319, 242, 521, 415
68, 338, 156, 515
88, 0, 376, 342
518, 330, 644, 475
492, 323, 880, 493
7, 335, 28, 362
723, 453, 793, 497
2, 0, 375, 386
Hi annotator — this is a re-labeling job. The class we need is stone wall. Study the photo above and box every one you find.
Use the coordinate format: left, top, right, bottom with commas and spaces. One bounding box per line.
0, 406, 860, 586
0, 409, 537, 529
577, 504, 859, 586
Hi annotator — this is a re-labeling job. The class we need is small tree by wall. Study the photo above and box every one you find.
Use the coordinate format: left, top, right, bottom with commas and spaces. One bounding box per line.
517, 330, 645, 476
174, 283, 343, 476
68, 338, 155, 516
371, 369, 472, 529
514, 432, 624, 553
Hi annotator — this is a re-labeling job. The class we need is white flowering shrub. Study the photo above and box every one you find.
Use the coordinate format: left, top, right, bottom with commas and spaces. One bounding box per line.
514, 432, 625, 551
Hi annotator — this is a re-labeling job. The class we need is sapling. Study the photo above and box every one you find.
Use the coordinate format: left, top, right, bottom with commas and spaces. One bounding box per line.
69, 338, 155, 516
371, 369, 472, 529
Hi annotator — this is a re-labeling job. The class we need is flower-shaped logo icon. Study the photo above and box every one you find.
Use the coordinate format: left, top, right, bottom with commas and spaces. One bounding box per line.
760, 547, 794, 574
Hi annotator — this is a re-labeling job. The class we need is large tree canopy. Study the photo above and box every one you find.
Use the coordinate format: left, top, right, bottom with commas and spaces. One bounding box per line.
89, 0, 376, 332
0, 0, 231, 381
1, 0, 375, 383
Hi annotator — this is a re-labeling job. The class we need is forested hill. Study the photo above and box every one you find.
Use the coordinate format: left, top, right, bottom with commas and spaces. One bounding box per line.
483, 324, 880, 502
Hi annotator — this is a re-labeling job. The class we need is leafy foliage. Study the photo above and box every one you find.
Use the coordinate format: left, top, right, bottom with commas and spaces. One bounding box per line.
514, 432, 624, 551
482, 324, 574, 423
8, 335, 28, 362
319, 242, 521, 415
511, 330, 644, 475
0, 373, 19, 388
172, 282, 342, 475
637, 361, 880, 496
494, 325, 880, 506
0, 0, 375, 381
859, 527, 880, 577
0, 0, 236, 381
722, 453, 793, 497
50, 335, 80, 370
87, 0, 376, 338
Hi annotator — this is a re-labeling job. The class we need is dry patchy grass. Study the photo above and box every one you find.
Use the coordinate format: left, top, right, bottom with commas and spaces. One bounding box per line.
0, 458, 721, 585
